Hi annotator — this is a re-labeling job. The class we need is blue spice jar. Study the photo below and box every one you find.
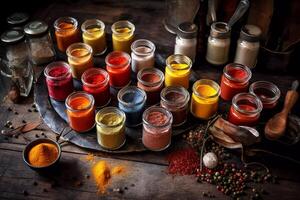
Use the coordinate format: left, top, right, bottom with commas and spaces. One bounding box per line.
117, 86, 147, 127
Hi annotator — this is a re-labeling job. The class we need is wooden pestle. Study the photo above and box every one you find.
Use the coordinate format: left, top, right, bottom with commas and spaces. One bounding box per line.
265, 80, 299, 140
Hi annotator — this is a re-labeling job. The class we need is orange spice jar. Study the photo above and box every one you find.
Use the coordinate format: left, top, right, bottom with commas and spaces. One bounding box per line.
54, 17, 80, 52
65, 91, 95, 132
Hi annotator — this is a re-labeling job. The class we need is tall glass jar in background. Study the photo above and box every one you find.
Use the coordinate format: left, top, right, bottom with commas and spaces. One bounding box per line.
131, 39, 155, 73
66, 43, 94, 79
174, 22, 198, 62
206, 22, 231, 65
234, 25, 261, 69
24, 21, 56, 65
81, 19, 107, 56
7, 12, 29, 30
111, 20, 135, 53
0, 29, 33, 97
54, 17, 80, 52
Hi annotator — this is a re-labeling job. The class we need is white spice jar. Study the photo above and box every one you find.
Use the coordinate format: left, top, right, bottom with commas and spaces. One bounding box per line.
174, 22, 198, 62
234, 25, 261, 69
131, 39, 155, 73
206, 22, 231, 65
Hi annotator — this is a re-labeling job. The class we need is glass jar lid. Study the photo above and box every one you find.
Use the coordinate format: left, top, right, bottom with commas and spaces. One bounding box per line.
1, 29, 25, 44
7, 12, 29, 25
210, 22, 231, 39
24, 21, 49, 37
177, 22, 198, 39
240, 25, 262, 42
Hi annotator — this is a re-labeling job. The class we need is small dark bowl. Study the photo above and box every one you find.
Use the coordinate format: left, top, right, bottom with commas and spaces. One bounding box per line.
23, 138, 61, 171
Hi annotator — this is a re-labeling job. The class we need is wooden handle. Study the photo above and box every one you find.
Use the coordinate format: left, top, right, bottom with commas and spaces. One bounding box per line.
282, 90, 299, 114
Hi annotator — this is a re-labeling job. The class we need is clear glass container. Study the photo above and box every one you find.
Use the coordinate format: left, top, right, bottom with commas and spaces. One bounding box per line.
44, 61, 74, 101
164, 54, 192, 89
142, 106, 173, 151
96, 107, 126, 150
228, 93, 263, 126
81, 19, 107, 56
111, 20, 135, 53
160, 86, 190, 126
191, 79, 220, 120
131, 39, 155, 73
117, 86, 147, 127
65, 91, 95, 132
66, 43, 94, 79
206, 22, 231, 65
54, 17, 80, 52
24, 20, 56, 65
0, 29, 33, 97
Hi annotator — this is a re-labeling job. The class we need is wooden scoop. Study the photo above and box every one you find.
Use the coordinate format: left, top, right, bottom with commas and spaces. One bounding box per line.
265, 80, 299, 140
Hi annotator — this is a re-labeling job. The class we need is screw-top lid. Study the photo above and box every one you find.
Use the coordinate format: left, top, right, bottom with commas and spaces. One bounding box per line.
210, 22, 231, 39
7, 12, 29, 26
177, 22, 198, 39
24, 21, 48, 36
240, 25, 262, 42
1, 29, 25, 44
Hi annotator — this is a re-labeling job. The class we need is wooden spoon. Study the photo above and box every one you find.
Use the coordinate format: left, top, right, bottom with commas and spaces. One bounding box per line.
265, 80, 299, 140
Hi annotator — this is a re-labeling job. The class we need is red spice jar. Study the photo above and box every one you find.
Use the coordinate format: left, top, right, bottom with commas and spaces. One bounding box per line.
44, 61, 74, 101
228, 93, 263, 126
160, 86, 190, 127
142, 106, 173, 151
82, 68, 110, 108
65, 91, 95, 132
105, 51, 131, 88
249, 81, 281, 109
137, 68, 164, 105
220, 63, 252, 101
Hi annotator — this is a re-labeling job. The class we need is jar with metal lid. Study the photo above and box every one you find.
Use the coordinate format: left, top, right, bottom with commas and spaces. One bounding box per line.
7, 12, 29, 30
206, 22, 231, 65
131, 39, 155, 73
24, 21, 56, 65
234, 25, 261, 69
0, 29, 33, 97
174, 22, 198, 62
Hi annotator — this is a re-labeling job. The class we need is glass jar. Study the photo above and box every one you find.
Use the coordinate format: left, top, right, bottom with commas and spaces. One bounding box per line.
111, 20, 135, 53
137, 68, 164, 105
81, 68, 110, 108
54, 17, 80, 52
131, 39, 155, 73
249, 81, 280, 109
7, 12, 29, 30
81, 19, 107, 56
105, 51, 131, 88
96, 107, 126, 150
228, 93, 263, 126
44, 61, 74, 101
206, 22, 231, 65
220, 63, 252, 101
0, 29, 33, 97
174, 22, 198, 62
142, 106, 173, 151
191, 79, 220, 120
117, 86, 147, 127
234, 25, 261, 69
160, 86, 190, 127
164, 54, 192, 89
24, 20, 56, 65
66, 43, 94, 79
65, 91, 95, 132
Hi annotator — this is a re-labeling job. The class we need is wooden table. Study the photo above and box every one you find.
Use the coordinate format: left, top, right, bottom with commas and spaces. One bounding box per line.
1, 1, 300, 199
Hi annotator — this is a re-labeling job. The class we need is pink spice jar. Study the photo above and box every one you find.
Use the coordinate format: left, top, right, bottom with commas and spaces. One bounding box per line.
142, 106, 173, 151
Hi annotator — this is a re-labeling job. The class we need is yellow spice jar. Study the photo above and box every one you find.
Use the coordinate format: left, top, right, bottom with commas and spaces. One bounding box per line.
96, 107, 126, 150
111, 20, 135, 54
81, 19, 107, 56
164, 54, 192, 89
190, 79, 220, 120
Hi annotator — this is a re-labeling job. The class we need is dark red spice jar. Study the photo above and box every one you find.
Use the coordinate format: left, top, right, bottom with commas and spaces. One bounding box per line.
105, 51, 131, 88
220, 63, 252, 101
228, 93, 263, 126
81, 68, 110, 108
44, 61, 74, 101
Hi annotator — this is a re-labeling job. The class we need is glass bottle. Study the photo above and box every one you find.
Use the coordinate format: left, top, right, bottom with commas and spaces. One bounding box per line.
131, 39, 155, 73
111, 20, 135, 53
24, 20, 56, 65
6, 12, 29, 30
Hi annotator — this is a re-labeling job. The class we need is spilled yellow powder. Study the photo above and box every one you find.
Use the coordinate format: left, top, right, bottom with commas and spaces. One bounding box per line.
92, 160, 111, 194
111, 166, 125, 175
85, 153, 95, 163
